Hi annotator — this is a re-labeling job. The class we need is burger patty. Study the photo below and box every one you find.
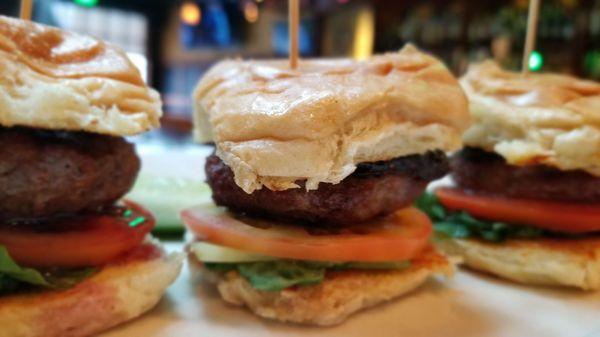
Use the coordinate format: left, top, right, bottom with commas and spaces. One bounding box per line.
206, 151, 449, 225
450, 147, 600, 202
0, 127, 140, 221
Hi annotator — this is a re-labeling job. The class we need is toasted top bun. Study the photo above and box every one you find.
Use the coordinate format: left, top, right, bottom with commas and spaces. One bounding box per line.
193, 45, 470, 193
460, 61, 600, 177
0, 15, 162, 136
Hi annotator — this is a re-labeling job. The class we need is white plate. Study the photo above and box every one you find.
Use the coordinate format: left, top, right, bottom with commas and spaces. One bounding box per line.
102, 146, 600, 337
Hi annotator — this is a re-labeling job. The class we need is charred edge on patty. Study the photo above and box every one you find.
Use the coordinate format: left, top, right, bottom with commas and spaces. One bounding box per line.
0, 127, 140, 222
354, 151, 450, 180
450, 147, 600, 203
206, 151, 449, 226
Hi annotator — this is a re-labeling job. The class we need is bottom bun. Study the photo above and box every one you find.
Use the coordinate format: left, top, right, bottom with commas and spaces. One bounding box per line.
436, 236, 600, 290
0, 238, 183, 337
193, 247, 454, 326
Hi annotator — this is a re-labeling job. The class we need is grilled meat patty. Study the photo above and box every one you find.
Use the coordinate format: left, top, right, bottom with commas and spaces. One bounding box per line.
0, 127, 140, 221
450, 147, 600, 202
206, 151, 449, 225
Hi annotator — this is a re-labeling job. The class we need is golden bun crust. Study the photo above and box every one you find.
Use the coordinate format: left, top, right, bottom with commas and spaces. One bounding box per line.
194, 45, 470, 193
193, 247, 455, 326
436, 237, 600, 290
0, 240, 183, 337
460, 61, 600, 176
0, 15, 162, 136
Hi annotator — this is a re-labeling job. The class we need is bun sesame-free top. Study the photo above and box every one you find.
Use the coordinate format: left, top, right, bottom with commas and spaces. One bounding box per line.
194, 45, 470, 193
460, 61, 600, 176
0, 15, 162, 136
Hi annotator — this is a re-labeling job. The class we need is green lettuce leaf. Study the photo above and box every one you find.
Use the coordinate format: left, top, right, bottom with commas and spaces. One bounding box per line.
238, 261, 325, 291
205, 260, 411, 291
0, 246, 96, 294
0, 246, 52, 288
416, 192, 545, 243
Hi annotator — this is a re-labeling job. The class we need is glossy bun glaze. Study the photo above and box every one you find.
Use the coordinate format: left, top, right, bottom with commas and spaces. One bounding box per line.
194, 45, 470, 193
460, 61, 600, 176
0, 15, 161, 136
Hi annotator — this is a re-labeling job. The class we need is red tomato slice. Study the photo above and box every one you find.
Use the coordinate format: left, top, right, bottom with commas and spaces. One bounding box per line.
0, 200, 155, 268
435, 187, 600, 233
181, 204, 432, 262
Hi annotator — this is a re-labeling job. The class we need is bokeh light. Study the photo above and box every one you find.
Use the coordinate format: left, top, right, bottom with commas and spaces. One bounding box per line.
180, 2, 201, 26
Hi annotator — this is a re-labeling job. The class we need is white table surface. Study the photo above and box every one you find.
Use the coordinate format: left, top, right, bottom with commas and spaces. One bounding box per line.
101, 146, 600, 337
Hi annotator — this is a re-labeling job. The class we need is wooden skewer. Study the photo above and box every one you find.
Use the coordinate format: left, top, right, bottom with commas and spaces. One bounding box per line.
288, 0, 299, 69
20, 0, 33, 20
522, 0, 541, 74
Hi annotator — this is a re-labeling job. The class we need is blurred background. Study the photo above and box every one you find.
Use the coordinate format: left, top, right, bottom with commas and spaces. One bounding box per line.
1, 0, 599, 136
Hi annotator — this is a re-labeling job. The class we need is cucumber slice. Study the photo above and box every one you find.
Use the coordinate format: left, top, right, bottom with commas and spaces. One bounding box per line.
189, 242, 274, 263
189, 242, 412, 270
126, 174, 212, 237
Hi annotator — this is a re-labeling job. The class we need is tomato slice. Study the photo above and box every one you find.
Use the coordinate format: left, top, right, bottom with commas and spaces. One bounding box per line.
435, 187, 600, 233
181, 204, 432, 262
0, 200, 155, 268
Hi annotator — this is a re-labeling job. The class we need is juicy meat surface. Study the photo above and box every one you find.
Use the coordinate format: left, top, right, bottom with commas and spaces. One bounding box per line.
206, 151, 449, 225
0, 127, 140, 221
450, 147, 600, 202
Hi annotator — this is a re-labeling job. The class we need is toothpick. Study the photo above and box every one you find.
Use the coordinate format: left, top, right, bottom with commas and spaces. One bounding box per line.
288, 0, 299, 69
20, 0, 33, 20
522, 0, 541, 74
